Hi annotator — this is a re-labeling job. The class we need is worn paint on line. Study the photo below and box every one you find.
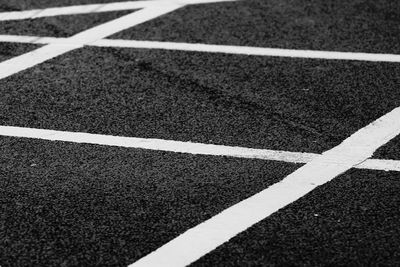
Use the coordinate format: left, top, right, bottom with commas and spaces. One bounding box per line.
0, 0, 235, 21
0, 5, 183, 80
129, 107, 400, 267
1, 35, 400, 62
0, 126, 398, 172
0, 1, 150, 21
94, 39, 400, 62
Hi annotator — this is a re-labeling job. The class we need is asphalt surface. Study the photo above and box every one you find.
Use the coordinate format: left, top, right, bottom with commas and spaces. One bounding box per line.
0, 0, 399, 266
0, 0, 134, 11
0, 43, 40, 61
374, 136, 400, 160
0, 136, 299, 266
1, 47, 400, 153
0, 11, 133, 37
112, 0, 400, 54
192, 169, 400, 266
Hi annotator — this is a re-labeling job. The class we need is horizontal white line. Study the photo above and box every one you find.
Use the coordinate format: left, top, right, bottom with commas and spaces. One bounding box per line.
129, 108, 400, 266
0, 1, 150, 21
0, 35, 399, 62
69, 4, 182, 45
0, 0, 235, 21
0, 5, 183, 80
94, 39, 400, 62
0, 35, 59, 44
358, 158, 400, 172
0, 125, 398, 172
166, 0, 236, 4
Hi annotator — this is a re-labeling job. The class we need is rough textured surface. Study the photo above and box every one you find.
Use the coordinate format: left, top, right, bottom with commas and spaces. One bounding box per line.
374, 136, 400, 160
193, 169, 400, 266
0, 47, 400, 153
0, 0, 138, 11
0, 0, 399, 266
112, 0, 400, 54
0, 42, 40, 61
0, 136, 298, 266
0, 10, 133, 37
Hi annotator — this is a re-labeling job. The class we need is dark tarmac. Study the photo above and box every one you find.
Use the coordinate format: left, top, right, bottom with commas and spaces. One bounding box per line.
0, 137, 299, 266
0, 0, 399, 266
194, 169, 400, 266
1, 47, 400, 153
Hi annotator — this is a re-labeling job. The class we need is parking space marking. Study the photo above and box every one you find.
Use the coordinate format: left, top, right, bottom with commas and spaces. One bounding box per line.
1, 35, 400, 62
94, 39, 400, 62
0, 125, 398, 172
0, 1, 150, 21
1, 1, 399, 266
0, 4, 183, 79
0, 0, 237, 80
0, 0, 234, 21
130, 107, 400, 267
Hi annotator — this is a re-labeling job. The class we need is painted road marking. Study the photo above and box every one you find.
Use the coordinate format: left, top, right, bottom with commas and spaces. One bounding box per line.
0, 5, 182, 79
1, 35, 400, 63
0, 125, 398, 172
0, 0, 237, 80
0, 1, 399, 266
93, 39, 400, 62
0, 0, 234, 21
129, 107, 400, 267
0, 1, 151, 21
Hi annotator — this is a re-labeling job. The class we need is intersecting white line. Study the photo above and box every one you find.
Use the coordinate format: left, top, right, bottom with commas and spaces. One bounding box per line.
0, 0, 234, 21
1, 1, 399, 266
0, 4, 185, 80
0, 1, 150, 21
1, 35, 400, 62
0, 125, 399, 172
130, 107, 400, 267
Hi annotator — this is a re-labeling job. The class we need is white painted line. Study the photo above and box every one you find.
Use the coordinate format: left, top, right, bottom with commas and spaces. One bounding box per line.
68, 4, 182, 45
0, 44, 83, 80
355, 158, 400, 172
0, 125, 398, 172
168, 0, 236, 4
1, 34, 400, 63
0, 35, 61, 44
0, 0, 234, 21
0, 1, 152, 21
129, 107, 400, 267
0, 125, 314, 163
0, 4, 183, 80
93, 39, 400, 62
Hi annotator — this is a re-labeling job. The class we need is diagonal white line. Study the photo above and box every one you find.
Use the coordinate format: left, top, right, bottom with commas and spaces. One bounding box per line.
0, 4, 183, 80
0, 0, 235, 21
129, 107, 400, 267
0, 125, 398, 172
0, 2, 398, 264
0, 1, 152, 21
1, 34, 400, 63
69, 5, 180, 45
